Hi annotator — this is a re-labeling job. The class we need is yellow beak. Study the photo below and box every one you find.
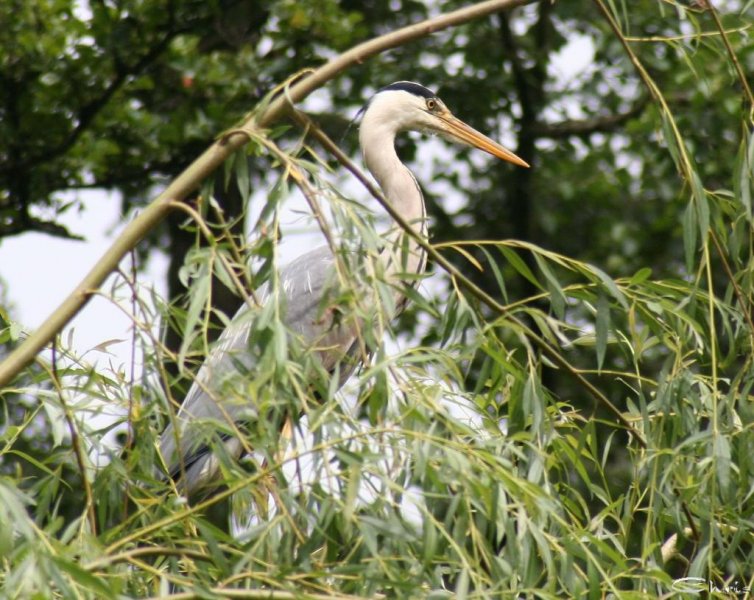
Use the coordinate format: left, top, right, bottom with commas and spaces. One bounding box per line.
435, 112, 529, 168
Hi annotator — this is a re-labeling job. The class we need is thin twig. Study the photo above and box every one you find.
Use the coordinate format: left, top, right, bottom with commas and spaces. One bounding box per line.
123, 252, 139, 520
530, 97, 649, 139
84, 546, 212, 570
44, 344, 97, 534
0, 217, 85, 240
705, 0, 754, 122
624, 25, 750, 43
166, 200, 260, 309
709, 229, 754, 344
148, 588, 380, 600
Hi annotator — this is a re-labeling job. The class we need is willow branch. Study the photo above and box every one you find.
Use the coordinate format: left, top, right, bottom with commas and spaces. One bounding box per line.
0, 216, 85, 240
593, 0, 701, 542
290, 109, 647, 449
530, 97, 649, 138
147, 589, 378, 600
0, 0, 534, 388
705, 0, 754, 123
44, 346, 97, 534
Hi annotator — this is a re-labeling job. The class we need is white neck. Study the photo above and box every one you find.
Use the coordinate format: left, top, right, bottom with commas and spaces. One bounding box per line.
359, 106, 428, 279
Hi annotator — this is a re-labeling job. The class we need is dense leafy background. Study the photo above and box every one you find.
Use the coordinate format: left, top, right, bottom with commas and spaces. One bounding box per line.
1, 0, 753, 597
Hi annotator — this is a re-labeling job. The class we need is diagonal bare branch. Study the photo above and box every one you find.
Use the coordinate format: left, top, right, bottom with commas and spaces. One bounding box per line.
0, 0, 535, 388
530, 97, 649, 139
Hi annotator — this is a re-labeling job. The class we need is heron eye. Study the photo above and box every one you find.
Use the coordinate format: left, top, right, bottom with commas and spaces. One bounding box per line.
426, 98, 437, 111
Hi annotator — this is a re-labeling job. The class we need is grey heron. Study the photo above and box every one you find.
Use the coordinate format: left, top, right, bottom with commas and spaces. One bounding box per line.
158, 81, 528, 495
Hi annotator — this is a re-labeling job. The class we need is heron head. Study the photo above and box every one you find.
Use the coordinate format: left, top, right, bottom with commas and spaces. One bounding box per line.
363, 81, 529, 168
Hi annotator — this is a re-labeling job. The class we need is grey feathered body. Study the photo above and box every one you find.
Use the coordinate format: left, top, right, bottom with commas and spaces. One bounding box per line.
158, 82, 438, 495
159, 245, 366, 492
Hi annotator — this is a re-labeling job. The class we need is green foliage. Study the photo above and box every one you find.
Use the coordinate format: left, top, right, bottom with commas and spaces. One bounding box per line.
2, 0, 754, 598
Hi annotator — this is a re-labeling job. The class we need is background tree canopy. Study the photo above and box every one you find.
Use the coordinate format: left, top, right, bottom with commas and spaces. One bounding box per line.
1, 0, 753, 597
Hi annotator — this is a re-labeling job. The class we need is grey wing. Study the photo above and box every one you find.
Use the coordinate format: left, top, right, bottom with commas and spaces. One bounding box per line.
158, 245, 360, 493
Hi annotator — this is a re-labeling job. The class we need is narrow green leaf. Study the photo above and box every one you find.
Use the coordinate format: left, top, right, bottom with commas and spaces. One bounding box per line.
734, 130, 753, 221
423, 519, 437, 563
595, 294, 610, 371
200, 178, 216, 218
688, 543, 710, 578
455, 568, 469, 600
440, 292, 459, 346
533, 254, 566, 319
499, 246, 543, 289
256, 292, 275, 329
479, 246, 508, 303
272, 319, 288, 365
682, 199, 697, 272
630, 267, 652, 285
588, 263, 628, 309
51, 556, 116, 598
661, 112, 681, 168
234, 150, 251, 202
179, 264, 211, 369
713, 434, 731, 494
343, 463, 360, 523
212, 251, 239, 295
691, 171, 709, 238
7, 450, 58, 477
258, 177, 287, 227
0, 482, 35, 551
